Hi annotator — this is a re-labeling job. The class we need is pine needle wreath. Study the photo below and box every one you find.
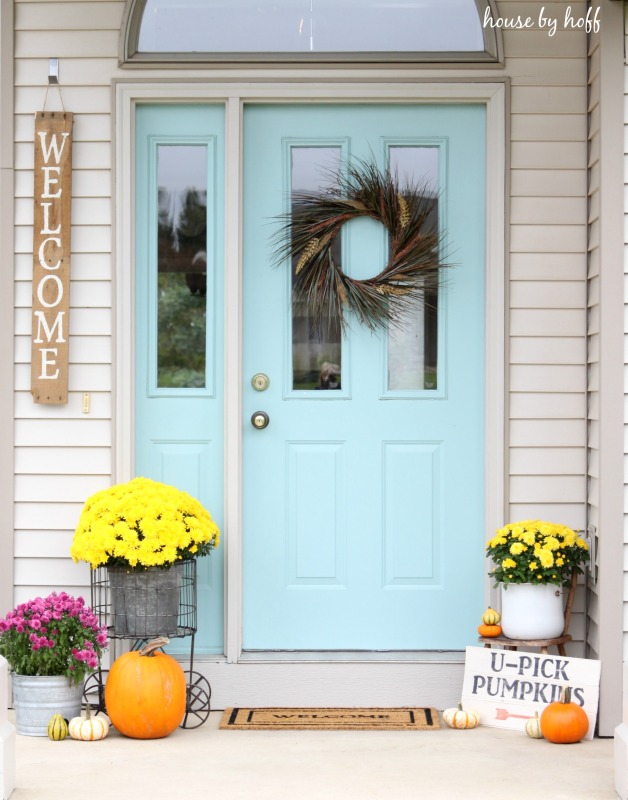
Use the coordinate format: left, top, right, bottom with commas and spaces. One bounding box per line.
272, 158, 448, 332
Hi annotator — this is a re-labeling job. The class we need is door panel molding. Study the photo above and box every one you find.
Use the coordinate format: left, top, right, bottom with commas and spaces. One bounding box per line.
382, 440, 440, 586
115, 81, 506, 671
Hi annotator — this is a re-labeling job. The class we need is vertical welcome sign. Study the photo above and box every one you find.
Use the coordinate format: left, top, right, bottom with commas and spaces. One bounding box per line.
31, 111, 73, 404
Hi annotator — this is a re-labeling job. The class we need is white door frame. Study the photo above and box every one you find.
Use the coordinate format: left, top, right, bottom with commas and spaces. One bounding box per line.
114, 79, 506, 707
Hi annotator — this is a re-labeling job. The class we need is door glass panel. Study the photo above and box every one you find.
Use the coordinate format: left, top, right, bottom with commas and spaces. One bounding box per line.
291, 146, 342, 391
387, 146, 439, 391
156, 144, 208, 388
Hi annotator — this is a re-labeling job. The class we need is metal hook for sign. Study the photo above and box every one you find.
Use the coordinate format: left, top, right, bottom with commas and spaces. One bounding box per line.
43, 59, 65, 113
48, 58, 59, 85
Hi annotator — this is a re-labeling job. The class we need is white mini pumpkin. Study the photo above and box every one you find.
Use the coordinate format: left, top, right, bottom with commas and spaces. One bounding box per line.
442, 705, 480, 729
525, 712, 543, 739
68, 704, 109, 741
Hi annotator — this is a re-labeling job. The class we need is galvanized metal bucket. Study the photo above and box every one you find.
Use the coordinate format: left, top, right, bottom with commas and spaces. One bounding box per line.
12, 674, 84, 736
107, 563, 183, 637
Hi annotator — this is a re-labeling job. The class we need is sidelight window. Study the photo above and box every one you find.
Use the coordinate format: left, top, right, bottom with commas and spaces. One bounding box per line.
156, 144, 208, 388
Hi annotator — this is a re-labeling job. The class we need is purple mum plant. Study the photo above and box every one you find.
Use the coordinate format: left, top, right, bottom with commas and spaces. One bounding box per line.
0, 591, 108, 685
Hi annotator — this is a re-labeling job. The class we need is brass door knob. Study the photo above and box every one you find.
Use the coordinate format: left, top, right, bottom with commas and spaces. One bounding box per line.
251, 411, 270, 429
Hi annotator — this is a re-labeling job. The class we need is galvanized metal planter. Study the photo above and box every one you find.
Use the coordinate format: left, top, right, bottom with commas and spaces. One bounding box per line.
12, 674, 84, 736
107, 562, 184, 638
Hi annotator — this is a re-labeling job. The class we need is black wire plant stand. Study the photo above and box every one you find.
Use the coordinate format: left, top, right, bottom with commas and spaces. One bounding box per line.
86, 559, 211, 728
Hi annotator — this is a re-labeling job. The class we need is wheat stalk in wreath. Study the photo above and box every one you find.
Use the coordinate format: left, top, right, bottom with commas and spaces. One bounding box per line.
272, 158, 448, 333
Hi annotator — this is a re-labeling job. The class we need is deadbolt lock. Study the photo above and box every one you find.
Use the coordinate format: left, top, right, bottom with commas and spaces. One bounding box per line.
251, 373, 270, 392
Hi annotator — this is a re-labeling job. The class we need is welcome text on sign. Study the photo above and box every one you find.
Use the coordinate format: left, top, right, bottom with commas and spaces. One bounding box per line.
31, 111, 73, 404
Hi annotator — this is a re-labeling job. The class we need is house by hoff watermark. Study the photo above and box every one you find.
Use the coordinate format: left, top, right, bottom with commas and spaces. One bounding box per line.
483, 5, 600, 37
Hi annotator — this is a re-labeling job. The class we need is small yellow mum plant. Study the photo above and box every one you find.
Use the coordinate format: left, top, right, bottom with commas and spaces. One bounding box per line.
486, 520, 588, 588
71, 477, 220, 570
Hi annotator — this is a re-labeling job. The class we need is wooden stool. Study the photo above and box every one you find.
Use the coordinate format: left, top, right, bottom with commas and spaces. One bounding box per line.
478, 570, 578, 656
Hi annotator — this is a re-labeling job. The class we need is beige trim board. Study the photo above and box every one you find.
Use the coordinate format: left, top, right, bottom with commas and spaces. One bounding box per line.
180, 659, 465, 710
590, 0, 625, 738
0, 0, 15, 616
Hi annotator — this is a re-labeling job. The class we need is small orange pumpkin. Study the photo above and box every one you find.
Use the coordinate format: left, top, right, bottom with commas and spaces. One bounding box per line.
104, 637, 187, 739
540, 686, 589, 744
477, 623, 502, 637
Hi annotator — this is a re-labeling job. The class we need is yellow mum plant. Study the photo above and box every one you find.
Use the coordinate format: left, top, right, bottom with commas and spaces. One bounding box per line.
71, 477, 220, 570
486, 520, 588, 588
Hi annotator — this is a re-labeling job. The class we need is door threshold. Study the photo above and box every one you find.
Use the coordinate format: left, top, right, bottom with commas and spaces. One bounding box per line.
238, 650, 465, 664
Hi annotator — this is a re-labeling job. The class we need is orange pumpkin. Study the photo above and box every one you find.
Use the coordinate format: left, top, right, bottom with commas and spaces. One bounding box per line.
104, 638, 187, 739
540, 686, 589, 744
477, 623, 502, 637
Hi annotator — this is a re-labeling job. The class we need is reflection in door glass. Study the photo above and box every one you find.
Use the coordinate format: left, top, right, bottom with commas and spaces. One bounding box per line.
388, 146, 439, 390
291, 147, 342, 391
156, 145, 208, 388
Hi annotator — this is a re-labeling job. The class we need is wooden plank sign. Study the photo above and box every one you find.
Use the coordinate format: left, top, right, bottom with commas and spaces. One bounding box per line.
31, 111, 73, 404
461, 646, 600, 740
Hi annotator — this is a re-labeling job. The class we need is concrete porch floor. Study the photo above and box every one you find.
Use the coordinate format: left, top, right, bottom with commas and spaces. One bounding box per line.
8, 709, 616, 799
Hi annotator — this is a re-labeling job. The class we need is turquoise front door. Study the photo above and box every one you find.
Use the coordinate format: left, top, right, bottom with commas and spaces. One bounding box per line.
243, 104, 486, 650
135, 104, 225, 655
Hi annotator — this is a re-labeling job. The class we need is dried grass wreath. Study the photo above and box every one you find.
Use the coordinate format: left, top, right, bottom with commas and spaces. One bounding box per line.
272, 159, 448, 333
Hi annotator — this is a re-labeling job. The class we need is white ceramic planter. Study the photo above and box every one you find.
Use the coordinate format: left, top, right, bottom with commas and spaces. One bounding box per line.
500, 583, 565, 639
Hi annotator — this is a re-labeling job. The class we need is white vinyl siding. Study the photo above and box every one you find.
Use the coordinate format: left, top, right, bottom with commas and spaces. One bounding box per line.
588, 11, 602, 661
13, 0, 125, 602
506, 2, 588, 660
10, 1, 588, 649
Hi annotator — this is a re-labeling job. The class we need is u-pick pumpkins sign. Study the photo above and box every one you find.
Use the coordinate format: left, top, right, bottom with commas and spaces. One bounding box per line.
31, 111, 73, 404
461, 646, 600, 740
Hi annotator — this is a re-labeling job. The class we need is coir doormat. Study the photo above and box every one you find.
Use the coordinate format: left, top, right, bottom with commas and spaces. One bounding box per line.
220, 707, 440, 731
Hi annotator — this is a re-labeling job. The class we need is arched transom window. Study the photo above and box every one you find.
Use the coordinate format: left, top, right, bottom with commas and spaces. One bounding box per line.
122, 0, 500, 63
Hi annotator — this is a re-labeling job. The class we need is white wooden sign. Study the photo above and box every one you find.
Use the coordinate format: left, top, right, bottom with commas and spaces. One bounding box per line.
461, 646, 600, 740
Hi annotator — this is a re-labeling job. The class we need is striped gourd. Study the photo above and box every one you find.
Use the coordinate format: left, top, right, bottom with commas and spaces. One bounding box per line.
47, 714, 69, 741
68, 704, 109, 741
442, 705, 480, 729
